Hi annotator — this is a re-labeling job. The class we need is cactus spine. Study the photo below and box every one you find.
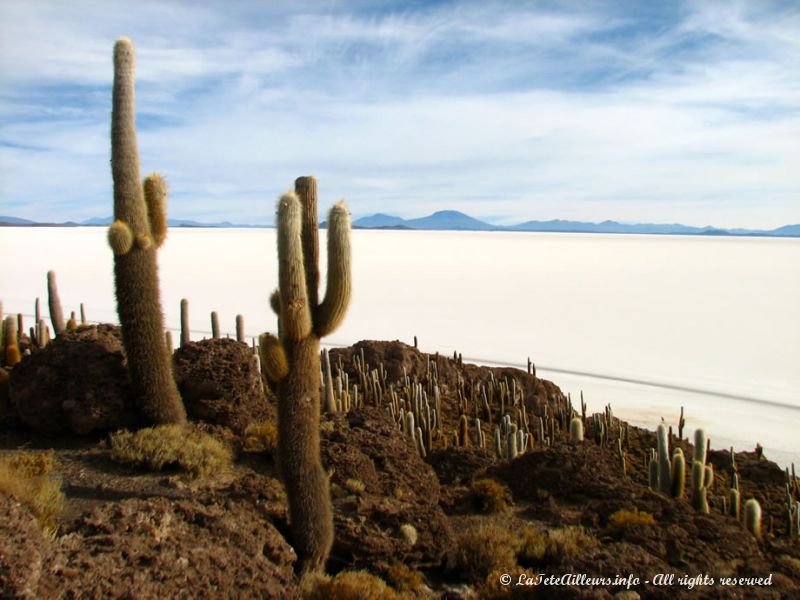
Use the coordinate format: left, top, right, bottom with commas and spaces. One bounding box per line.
108, 38, 185, 425
258, 177, 351, 574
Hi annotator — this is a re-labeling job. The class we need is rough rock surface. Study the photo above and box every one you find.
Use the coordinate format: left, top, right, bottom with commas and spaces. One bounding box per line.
55, 497, 299, 599
172, 338, 270, 434
9, 324, 138, 433
0, 494, 57, 599
320, 407, 455, 571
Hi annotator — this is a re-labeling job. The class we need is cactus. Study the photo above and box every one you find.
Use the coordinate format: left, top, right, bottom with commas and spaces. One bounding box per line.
693, 428, 707, 465
210, 311, 220, 339
569, 416, 584, 443
691, 460, 709, 513
107, 38, 186, 426
744, 498, 762, 539
657, 423, 671, 495
236, 314, 245, 343
671, 448, 686, 499
258, 176, 351, 574
180, 298, 190, 347
3, 316, 21, 367
47, 270, 65, 335
729, 487, 741, 520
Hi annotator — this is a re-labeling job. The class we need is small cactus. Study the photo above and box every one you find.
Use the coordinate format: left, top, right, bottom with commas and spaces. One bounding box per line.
693, 428, 707, 465
744, 498, 762, 539
691, 460, 709, 513
3, 316, 21, 367
569, 417, 584, 443
180, 298, 190, 347
47, 270, 65, 336
729, 487, 741, 520
657, 423, 671, 495
671, 448, 686, 499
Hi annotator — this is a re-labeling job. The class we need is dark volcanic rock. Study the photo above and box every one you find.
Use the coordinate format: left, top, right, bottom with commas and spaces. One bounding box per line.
55, 497, 298, 599
321, 407, 455, 571
9, 324, 138, 433
172, 338, 269, 434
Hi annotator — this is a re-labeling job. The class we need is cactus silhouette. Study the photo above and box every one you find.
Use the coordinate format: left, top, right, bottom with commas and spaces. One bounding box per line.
259, 176, 351, 574
108, 38, 186, 425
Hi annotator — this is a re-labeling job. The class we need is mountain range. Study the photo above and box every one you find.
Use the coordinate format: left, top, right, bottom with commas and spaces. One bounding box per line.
1, 211, 798, 237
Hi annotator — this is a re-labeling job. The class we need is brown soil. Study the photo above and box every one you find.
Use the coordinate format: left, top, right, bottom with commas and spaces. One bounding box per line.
1, 339, 798, 599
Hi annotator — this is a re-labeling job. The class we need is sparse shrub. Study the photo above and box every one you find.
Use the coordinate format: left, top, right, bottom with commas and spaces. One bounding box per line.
0, 450, 64, 535
344, 478, 366, 494
606, 507, 657, 535
110, 424, 232, 478
385, 562, 424, 593
302, 570, 404, 600
518, 525, 547, 565
778, 555, 800, 578
471, 478, 510, 513
452, 521, 521, 582
241, 420, 278, 454
544, 526, 598, 562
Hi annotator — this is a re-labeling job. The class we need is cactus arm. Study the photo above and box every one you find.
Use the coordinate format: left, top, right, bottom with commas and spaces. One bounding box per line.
259, 333, 289, 383
295, 176, 320, 309
277, 192, 312, 342
108, 220, 134, 255
315, 201, 352, 337
269, 289, 281, 315
143, 173, 168, 247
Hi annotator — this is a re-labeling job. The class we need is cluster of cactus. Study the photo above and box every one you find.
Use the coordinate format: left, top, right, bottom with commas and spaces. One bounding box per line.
257, 176, 351, 574
494, 414, 529, 459
647, 423, 688, 500
107, 38, 186, 426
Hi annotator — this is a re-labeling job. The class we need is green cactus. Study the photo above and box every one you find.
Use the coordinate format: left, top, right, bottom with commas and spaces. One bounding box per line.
657, 423, 671, 495
107, 38, 186, 426
744, 498, 762, 539
258, 176, 351, 574
691, 459, 710, 513
569, 416, 584, 443
671, 448, 686, 499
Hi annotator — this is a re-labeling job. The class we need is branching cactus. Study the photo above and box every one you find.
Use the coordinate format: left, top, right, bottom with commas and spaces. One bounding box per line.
107, 38, 186, 425
258, 176, 351, 574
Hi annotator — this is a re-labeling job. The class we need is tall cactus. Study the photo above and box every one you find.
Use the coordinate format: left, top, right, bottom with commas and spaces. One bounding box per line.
258, 176, 351, 574
107, 38, 186, 425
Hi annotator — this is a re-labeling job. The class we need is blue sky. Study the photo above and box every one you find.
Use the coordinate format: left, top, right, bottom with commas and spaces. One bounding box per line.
1, 0, 798, 228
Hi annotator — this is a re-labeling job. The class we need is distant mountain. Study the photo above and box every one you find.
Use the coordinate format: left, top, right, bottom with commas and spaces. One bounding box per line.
0, 215, 37, 225
2, 212, 798, 237
405, 210, 496, 231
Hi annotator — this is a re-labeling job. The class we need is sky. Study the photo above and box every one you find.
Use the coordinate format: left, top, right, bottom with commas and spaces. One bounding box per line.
0, 0, 798, 229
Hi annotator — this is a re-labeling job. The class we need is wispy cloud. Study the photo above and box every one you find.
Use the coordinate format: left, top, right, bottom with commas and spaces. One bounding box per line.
1, 0, 798, 228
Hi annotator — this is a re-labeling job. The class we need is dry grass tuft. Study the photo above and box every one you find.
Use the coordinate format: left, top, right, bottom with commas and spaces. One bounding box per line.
606, 507, 657, 535
241, 420, 278, 454
384, 562, 425, 593
544, 526, 598, 562
518, 525, 547, 565
110, 424, 232, 478
302, 570, 406, 600
0, 450, 64, 536
471, 478, 510, 513
452, 521, 521, 582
